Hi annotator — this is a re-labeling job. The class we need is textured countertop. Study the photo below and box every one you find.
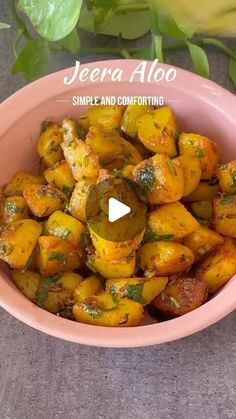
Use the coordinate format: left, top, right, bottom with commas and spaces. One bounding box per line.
1, 3, 236, 419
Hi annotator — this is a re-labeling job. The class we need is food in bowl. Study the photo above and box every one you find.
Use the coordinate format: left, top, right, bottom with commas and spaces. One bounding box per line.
0, 103, 236, 327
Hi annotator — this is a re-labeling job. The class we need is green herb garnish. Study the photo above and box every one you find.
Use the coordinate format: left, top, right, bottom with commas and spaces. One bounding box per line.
167, 158, 177, 176
195, 148, 205, 158
80, 228, 91, 247
136, 164, 155, 193
143, 227, 174, 243
124, 283, 146, 304
220, 195, 233, 205
47, 252, 66, 262
62, 185, 74, 199
170, 297, 181, 309
6, 202, 20, 214
36, 274, 61, 307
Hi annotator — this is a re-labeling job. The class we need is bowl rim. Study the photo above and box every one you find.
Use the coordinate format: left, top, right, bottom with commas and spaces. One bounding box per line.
0, 59, 236, 347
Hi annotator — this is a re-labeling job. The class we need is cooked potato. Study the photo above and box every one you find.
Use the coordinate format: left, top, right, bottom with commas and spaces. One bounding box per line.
138, 241, 194, 276
179, 133, 220, 179
183, 225, 224, 261
78, 105, 124, 131
11, 270, 41, 302
85, 126, 142, 169
137, 107, 177, 156
69, 179, 93, 223
36, 236, 80, 276
87, 252, 136, 279
89, 226, 144, 261
106, 276, 168, 305
62, 137, 100, 181
120, 165, 135, 180
196, 238, 236, 293
37, 122, 63, 167
23, 184, 67, 217
62, 117, 78, 143
121, 104, 154, 138
148, 202, 199, 241
74, 275, 103, 303
0, 196, 29, 224
213, 194, 236, 238
4, 171, 43, 197
0, 219, 42, 269
44, 211, 84, 248
174, 155, 201, 196
133, 153, 184, 204
216, 161, 236, 193
183, 179, 219, 202
73, 293, 143, 327
37, 272, 83, 313
44, 160, 75, 198
152, 277, 208, 316
189, 200, 213, 221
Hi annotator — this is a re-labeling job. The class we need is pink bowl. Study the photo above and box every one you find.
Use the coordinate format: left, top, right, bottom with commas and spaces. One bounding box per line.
0, 60, 236, 347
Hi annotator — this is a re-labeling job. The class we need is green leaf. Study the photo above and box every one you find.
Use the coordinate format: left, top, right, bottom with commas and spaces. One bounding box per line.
187, 41, 209, 78
60, 28, 80, 53
12, 38, 50, 81
0, 22, 10, 29
157, 12, 186, 40
18, 0, 83, 41
124, 283, 146, 304
229, 58, 236, 88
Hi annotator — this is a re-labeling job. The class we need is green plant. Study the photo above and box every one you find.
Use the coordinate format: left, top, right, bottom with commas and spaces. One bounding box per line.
1, 0, 236, 88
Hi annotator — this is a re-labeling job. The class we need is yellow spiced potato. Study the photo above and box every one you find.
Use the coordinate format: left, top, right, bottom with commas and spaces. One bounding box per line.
133, 154, 184, 204
0, 219, 42, 269
213, 194, 236, 238
152, 277, 208, 317
148, 202, 199, 241
1, 103, 235, 328
138, 242, 194, 277
183, 225, 224, 261
37, 122, 63, 167
216, 161, 236, 193
23, 184, 67, 217
106, 277, 168, 305
137, 107, 177, 156
196, 238, 236, 293
36, 236, 80, 276
174, 155, 201, 196
179, 133, 220, 179
4, 171, 43, 197
73, 293, 143, 327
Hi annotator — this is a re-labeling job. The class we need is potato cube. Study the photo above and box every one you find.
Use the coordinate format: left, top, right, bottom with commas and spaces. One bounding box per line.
11, 270, 41, 302
213, 194, 236, 238
4, 171, 43, 197
44, 160, 75, 198
0, 196, 29, 224
74, 275, 103, 303
173, 154, 201, 196
37, 122, 63, 167
183, 225, 224, 261
189, 200, 213, 221
87, 252, 136, 279
216, 161, 236, 193
121, 104, 154, 138
78, 105, 124, 131
69, 178, 94, 223
44, 210, 84, 247
183, 180, 219, 202
23, 184, 67, 217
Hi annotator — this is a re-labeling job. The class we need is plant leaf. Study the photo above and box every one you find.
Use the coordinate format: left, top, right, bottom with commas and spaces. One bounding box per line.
157, 12, 186, 40
229, 58, 236, 88
187, 41, 209, 78
60, 28, 80, 53
0, 22, 10, 29
18, 0, 83, 41
12, 38, 50, 81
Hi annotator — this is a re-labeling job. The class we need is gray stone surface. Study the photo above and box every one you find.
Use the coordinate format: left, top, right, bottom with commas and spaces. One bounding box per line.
1, 3, 236, 419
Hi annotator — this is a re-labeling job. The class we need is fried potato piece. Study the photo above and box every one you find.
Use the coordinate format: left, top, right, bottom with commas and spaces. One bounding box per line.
152, 277, 208, 316
213, 194, 236, 238
37, 122, 63, 167
44, 160, 75, 198
69, 178, 93, 223
37, 272, 83, 313
0, 196, 29, 224
216, 161, 236, 193
4, 171, 43, 197
189, 200, 213, 221
196, 238, 236, 293
0, 219, 42, 269
44, 210, 84, 248
179, 133, 220, 179
138, 241, 194, 276
183, 225, 224, 261
23, 184, 67, 217
74, 275, 103, 303
78, 105, 124, 131
85, 125, 142, 169
137, 107, 177, 156
73, 293, 143, 327
121, 104, 154, 138
36, 236, 81, 276
183, 180, 219, 202
174, 154, 201, 196
106, 276, 168, 305
148, 202, 199, 241
87, 252, 136, 279
11, 270, 41, 302
133, 154, 184, 204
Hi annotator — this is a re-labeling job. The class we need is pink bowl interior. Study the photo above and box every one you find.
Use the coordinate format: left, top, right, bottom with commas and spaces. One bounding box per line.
0, 60, 236, 347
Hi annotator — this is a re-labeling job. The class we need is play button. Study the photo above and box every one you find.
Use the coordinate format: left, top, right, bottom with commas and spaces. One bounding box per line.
108, 198, 131, 222
86, 177, 147, 242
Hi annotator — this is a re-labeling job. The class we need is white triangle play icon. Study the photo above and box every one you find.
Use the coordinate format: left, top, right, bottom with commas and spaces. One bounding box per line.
108, 198, 131, 223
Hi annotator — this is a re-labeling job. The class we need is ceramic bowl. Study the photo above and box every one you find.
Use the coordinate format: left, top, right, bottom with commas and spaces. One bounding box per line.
0, 60, 236, 347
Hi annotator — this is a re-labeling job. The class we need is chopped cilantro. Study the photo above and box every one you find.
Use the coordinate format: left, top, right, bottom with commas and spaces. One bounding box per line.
124, 283, 146, 304
167, 158, 177, 176
36, 274, 61, 307
170, 297, 181, 309
80, 228, 91, 247
143, 227, 174, 243
6, 201, 20, 214
220, 195, 233, 205
136, 164, 155, 193
47, 252, 66, 262
62, 185, 74, 199
195, 148, 205, 158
